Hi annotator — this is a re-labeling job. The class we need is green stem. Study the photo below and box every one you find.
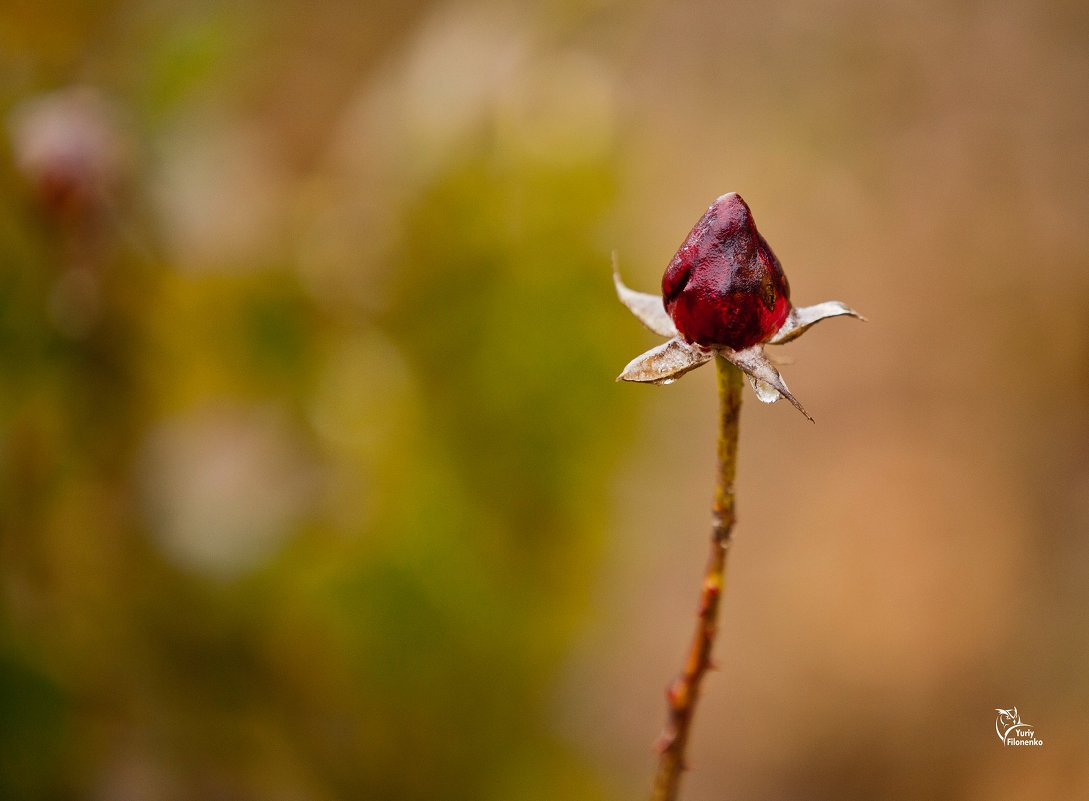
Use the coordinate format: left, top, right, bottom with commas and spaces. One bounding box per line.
650, 354, 743, 801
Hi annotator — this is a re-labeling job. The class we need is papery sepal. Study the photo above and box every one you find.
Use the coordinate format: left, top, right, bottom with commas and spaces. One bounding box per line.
719, 345, 813, 422
613, 253, 679, 338
617, 337, 712, 385
768, 301, 864, 345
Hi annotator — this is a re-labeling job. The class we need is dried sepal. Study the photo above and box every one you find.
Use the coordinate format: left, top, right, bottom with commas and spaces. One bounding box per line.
617, 337, 712, 385
719, 345, 813, 422
613, 253, 679, 339
768, 301, 864, 345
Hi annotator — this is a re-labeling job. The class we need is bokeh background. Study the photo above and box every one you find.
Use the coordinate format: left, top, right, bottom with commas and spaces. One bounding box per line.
2, 1, 1088, 799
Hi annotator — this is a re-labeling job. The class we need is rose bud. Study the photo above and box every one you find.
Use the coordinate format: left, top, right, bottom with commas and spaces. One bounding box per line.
662, 192, 790, 351
613, 192, 864, 419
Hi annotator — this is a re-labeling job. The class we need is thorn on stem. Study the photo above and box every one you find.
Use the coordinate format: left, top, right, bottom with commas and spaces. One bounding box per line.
666, 677, 688, 710
654, 730, 677, 754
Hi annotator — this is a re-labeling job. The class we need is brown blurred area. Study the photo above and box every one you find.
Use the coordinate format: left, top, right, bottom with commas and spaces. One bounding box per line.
2, 1, 1088, 799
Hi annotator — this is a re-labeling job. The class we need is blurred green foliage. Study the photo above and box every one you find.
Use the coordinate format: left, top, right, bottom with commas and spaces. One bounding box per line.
0, 4, 635, 799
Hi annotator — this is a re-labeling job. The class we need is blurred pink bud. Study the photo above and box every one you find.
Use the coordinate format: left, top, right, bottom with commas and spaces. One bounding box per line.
8, 87, 128, 219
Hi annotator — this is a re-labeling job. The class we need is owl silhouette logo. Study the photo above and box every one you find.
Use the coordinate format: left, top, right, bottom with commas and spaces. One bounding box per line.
994, 707, 1021, 742
994, 706, 1043, 746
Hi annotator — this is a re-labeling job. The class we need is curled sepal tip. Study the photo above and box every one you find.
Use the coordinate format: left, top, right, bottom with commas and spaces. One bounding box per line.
613, 253, 679, 339
768, 301, 865, 345
617, 337, 712, 384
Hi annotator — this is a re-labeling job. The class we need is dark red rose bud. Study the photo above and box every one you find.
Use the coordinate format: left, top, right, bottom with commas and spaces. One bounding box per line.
662, 193, 791, 350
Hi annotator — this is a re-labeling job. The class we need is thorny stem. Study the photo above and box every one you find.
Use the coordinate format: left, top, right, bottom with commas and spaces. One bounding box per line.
650, 354, 742, 801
